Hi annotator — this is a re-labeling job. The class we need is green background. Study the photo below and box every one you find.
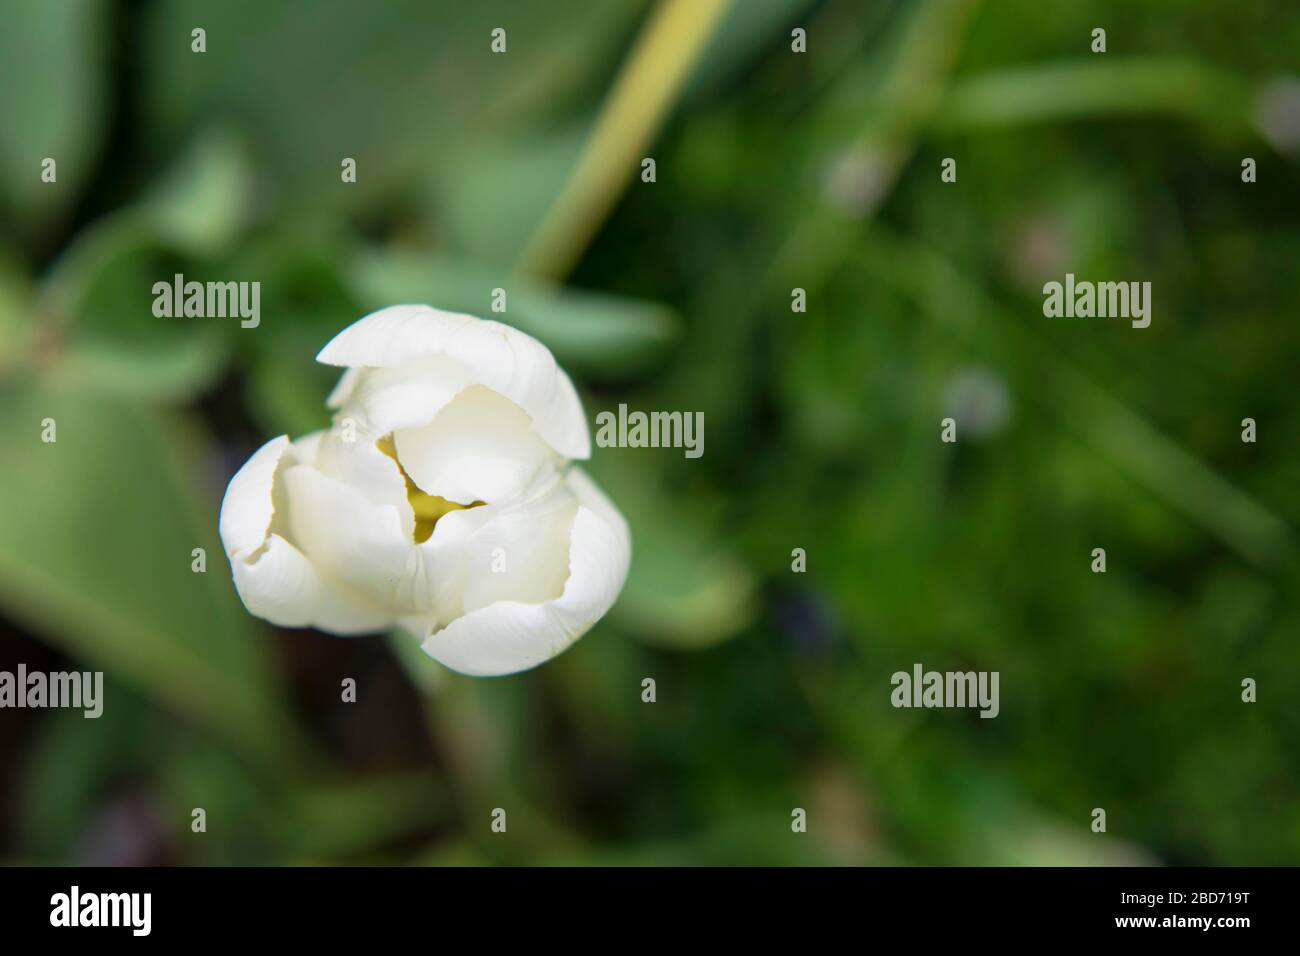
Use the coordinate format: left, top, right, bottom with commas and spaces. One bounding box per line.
0, 0, 1297, 865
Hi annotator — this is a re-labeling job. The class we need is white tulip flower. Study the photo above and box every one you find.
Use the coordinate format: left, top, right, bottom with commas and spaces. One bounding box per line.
219, 305, 631, 676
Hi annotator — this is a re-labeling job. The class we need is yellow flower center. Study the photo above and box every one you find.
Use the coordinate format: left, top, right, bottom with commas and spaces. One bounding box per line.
376, 436, 483, 543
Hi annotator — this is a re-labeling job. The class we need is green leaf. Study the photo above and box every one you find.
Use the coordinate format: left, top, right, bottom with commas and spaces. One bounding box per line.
142, 127, 256, 258
277, 772, 449, 861
435, 125, 589, 266
685, 0, 818, 97
349, 249, 679, 375
0, 255, 33, 374
589, 454, 757, 649
246, 349, 336, 439
935, 58, 1252, 135
17, 688, 151, 860
28, 129, 261, 402
43, 334, 227, 404
142, 0, 646, 213
0, 384, 305, 770
37, 226, 231, 402
0, 0, 109, 230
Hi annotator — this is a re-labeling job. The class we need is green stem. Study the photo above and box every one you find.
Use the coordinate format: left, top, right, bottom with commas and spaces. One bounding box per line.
516, 0, 733, 281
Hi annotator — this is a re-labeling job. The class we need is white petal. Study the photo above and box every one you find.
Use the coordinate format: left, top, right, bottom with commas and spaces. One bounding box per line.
324, 366, 362, 409
311, 427, 415, 538
412, 500, 500, 623
219, 435, 291, 560
231, 533, 392, 634
564, 463, 631, 536
317, 305, 590, 459
280, 463, 444, 617
456, 474, 578, 614
325, 354, 474, 435
420, 467, 631, 676
393, 384, 556, 505
219, 435, 391, 634
289, 430, 326, 468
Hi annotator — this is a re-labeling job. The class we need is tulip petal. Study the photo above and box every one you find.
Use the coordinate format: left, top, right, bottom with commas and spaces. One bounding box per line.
219, 435, 392, 634
219, 434, 292, 560
420, 467, 631, 676
317, 305, 590, 459
454, 477, 577, 613
393, 384, 557, 505
280, 462, 444, 617
232, 533, 392, 634
311, 428, 416, 539
325, 354, 474, 435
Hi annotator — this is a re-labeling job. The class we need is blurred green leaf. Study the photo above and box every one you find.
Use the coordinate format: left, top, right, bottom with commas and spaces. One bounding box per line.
278, 772, 448, 861
436, 125, 589, 266
246, 350, 335, 439
935, 58, 1252, 135
27, 129, 265, 402
44, 333, 227, 403
18, 686, 152, 859
684, 0, 818, 97
0, 0, 108, 230
349, 248, 679, 375
142, 0, 646, 214
37, 226, 231, 403
0, 385, 304, 769
0, 256, 33, 374
142, 128, 257, 258
591, 453, 757, 649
